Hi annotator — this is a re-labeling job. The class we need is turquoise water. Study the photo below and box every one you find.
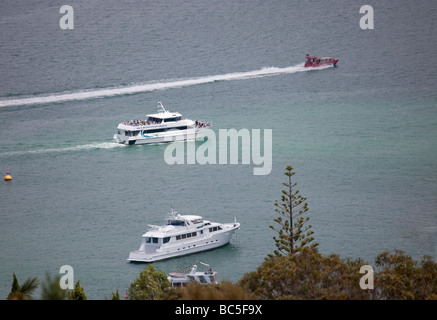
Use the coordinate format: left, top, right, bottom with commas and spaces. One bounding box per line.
0, 0, 436, 299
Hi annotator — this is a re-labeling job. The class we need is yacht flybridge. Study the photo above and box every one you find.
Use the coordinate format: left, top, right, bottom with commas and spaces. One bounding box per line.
114, 101, 211, 145
127, 209, 240, 262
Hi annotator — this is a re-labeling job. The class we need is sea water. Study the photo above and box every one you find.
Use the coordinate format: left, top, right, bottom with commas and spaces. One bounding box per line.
0, 0, 436, 299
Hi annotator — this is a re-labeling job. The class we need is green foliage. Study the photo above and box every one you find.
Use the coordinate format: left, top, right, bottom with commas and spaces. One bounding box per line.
239, 247, 371, 299
164, 281, 254, 300
270, 165, 318, 256
239, 248, 437, 300
111, 289, 120, 300
10, 273, 20, 293
128, 264, 170, 300
7, 273, 39, 300
67, 280, 87, 300
374, 250, 437, 300
40, 273, 67, 300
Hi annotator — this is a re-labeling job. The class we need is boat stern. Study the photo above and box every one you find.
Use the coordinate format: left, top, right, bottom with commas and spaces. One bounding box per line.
114, 125, 139, 145
114, 135, 136, 145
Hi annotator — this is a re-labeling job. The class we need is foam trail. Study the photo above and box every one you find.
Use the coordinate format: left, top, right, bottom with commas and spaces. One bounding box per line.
0, 142, 125, 158
0, 63, 327, 108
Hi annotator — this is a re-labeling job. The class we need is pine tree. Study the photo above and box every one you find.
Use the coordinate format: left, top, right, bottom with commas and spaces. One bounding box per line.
269, 165, 318, 256
10, 273, 20, 294
67, 280, 87, 300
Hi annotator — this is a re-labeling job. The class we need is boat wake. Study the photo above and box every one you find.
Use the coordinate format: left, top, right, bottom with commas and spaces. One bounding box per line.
0, 63, 330, 108
0, 142, 125, 158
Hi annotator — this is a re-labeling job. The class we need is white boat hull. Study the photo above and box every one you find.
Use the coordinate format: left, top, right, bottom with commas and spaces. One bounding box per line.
114, 128, 204, 145
127, 223, 239, 262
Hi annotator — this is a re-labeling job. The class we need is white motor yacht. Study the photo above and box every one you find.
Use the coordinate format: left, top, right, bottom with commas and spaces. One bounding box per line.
127, 209, 240, 262
114, 101, 211, 145
167, 262, 218, 287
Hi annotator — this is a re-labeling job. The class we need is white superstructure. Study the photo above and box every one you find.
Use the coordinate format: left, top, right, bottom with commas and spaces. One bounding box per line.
127, 209, 240, 262
114, 101, 211, 145
167, 262, 219, 287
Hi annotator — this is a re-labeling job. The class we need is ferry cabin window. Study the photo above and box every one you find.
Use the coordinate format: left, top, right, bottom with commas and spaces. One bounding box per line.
147, 117, 162, 124
164, 116, 182, 122
145, 237, 151, 243
209, 226, 222, 232
125, 130, 139, 136
163, 237, 170, 244
143, 128, 166, 134
143, 126, 187, 134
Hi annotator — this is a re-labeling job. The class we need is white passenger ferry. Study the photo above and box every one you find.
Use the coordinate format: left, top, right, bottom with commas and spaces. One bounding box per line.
167, 262, 218, 287
127, 209, 240, 262
114, 101, 211, 145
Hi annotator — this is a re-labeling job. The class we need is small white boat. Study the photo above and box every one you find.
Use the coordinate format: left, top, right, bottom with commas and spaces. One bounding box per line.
114, 101, 211, 145
127, 208, 240, 262
168, 262, 218, 287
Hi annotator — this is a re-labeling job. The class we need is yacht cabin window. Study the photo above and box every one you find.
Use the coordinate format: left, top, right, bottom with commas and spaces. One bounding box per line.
166, 219, 186, 226
209, 226, 222, 232
146, 237, 169, 244
176, 232, 197, 240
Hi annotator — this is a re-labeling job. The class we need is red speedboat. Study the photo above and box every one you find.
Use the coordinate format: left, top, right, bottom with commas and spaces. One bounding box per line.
304, 54, 339, 67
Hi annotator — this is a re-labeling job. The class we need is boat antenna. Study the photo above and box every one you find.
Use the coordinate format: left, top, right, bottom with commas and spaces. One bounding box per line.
170, 207, 177, 217
157, 100, 167, 113
198, 262, 211, 268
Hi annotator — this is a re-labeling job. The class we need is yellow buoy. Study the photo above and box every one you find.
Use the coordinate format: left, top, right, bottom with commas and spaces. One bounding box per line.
5, 169, 12, 181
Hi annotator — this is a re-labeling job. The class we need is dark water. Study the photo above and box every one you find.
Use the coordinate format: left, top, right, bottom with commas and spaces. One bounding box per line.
0, 0, 436, 299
